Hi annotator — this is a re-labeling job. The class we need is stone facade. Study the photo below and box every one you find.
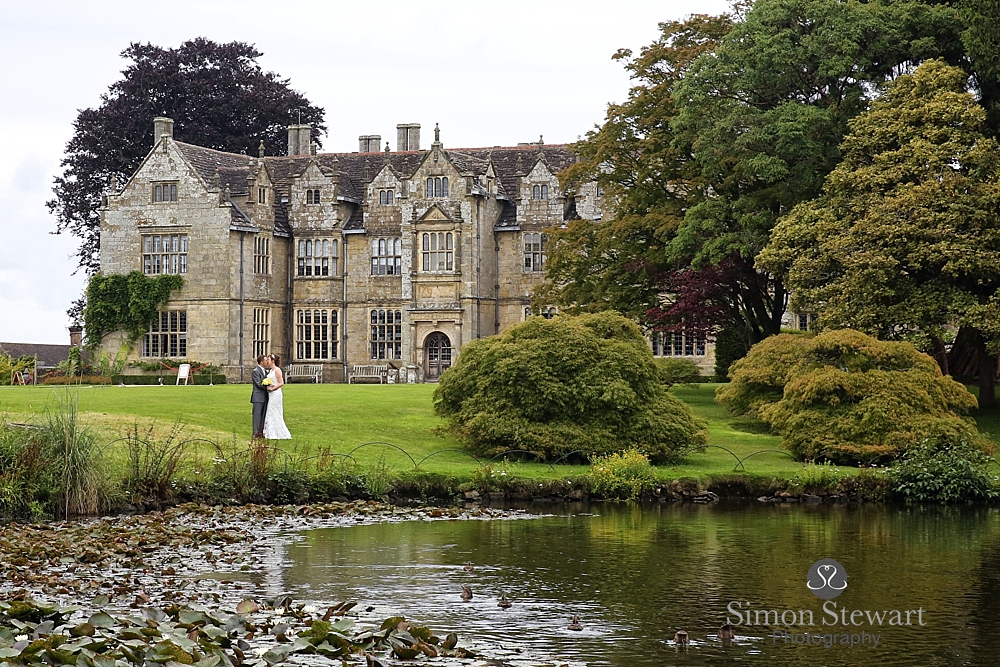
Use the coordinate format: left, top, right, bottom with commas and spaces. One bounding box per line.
99, 118, 714, 381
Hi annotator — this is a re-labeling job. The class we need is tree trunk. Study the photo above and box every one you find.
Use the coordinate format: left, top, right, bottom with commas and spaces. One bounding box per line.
978, 344, 998, 408
931, 336, 949, 377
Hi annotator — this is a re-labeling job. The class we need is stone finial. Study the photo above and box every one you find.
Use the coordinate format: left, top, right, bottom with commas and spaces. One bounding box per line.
223, 184, 231, 202
515, 153, 524, 174
434, 123, 441, 143
258, 140, 266, 158
539, 134, 544, 146
311, 141, 318, 156
364, 159, 370, 181
385, 142, 390, 153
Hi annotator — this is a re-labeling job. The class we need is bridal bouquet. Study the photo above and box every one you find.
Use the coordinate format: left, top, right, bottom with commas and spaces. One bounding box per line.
261, 378, 272, 386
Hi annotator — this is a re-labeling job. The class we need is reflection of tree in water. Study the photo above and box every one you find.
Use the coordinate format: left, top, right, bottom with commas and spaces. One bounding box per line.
276, 503, 1000, 667
969, 510, 1000, 664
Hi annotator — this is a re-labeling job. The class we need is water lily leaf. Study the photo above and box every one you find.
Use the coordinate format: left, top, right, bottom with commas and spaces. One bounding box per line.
235, 601, 258, 615
261, 645, 291, 665
178, 612, 207, 627
389, 639, 419, 659
144, 609, 167, 624
88, 613, 115, 629
313, 641, 344, 658
92, 596, 110, 607
379, 616, 405, 632
330, 618, 353, 634
392, 631, 417, 646
71, 623, 96, 637
92, 654, 118, 667
194, 655, 221, 667
34, 620, 55, 636
0, 647, 21, 658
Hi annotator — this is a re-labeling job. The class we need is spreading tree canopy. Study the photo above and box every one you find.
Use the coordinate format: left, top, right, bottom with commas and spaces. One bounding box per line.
49, 38, 326, 285
542, 0, 965, 352
758, 60, 1000, 404
432, 312, 708, 463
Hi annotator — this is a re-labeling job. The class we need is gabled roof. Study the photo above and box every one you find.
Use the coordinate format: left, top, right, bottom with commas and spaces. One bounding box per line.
158, 139, 577, 236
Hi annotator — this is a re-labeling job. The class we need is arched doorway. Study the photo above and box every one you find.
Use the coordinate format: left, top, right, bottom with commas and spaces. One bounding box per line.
424, 332, 452, 381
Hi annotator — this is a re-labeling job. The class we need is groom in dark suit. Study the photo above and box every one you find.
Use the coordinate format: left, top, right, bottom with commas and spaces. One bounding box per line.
251, 355, 272, 438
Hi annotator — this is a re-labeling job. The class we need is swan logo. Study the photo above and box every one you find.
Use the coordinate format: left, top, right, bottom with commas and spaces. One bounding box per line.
807, 559, 848, 600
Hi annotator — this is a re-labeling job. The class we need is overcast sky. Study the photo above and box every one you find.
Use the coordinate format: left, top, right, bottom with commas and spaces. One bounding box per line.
0, 0, 730, 345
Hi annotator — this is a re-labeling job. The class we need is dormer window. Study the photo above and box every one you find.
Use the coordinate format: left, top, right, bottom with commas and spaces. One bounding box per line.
379, 189, 395, 205
153, 182, 178, 202
425, 177, 449, 198
532, 184, 548, 200
306, 189, 321, 205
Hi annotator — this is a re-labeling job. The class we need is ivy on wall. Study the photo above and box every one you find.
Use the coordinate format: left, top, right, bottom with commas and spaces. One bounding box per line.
83, 271, 183, 347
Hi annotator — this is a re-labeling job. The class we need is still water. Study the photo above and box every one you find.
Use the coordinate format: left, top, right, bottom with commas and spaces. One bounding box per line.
274, 501, 1000, 666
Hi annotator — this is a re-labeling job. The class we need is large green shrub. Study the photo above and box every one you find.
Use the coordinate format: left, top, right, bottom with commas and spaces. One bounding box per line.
888, 434, 998, 503
433, 312, 708, 462
717, 329, 986, 464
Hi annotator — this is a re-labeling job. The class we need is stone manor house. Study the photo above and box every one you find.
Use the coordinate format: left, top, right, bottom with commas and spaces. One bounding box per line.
98, 118, 715, 382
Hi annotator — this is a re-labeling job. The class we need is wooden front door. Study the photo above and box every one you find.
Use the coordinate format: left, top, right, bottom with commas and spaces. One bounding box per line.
425, 332, 452, 381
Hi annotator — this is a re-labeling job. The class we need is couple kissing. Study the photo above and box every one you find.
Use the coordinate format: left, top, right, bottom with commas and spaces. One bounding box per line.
251, 354, 291, 440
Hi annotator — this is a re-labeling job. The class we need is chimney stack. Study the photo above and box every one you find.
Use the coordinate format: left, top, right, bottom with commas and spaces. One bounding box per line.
396, 123, 421, 151
153, 117, 174, 145
68, 325, 83, 347
287, 124, 313, 156
298, 125, 312, 156
358, 135, 381, 152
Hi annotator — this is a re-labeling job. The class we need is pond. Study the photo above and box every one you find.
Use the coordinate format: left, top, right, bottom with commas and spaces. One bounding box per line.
270, 501, 1000, 666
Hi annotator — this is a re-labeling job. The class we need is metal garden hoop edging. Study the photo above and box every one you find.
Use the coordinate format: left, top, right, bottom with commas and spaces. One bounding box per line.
415, 449, 483, 469
345, 442, 417, 468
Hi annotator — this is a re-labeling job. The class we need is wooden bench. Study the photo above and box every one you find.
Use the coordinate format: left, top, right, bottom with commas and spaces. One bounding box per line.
349, 364, 389, 384
285, 364, 323, 383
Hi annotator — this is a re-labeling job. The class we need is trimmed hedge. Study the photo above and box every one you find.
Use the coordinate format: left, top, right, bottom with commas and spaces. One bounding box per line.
112, 374, 227, 385
42, 376, 112, 385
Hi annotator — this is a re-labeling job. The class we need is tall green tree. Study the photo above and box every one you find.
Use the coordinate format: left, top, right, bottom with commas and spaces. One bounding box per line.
961, 0, 1000, 135
543, 0, 965, 349
49, 38, 326, 285
670, 0, 965, 342
758, 60, 1000, 405
540, 12, 735, 322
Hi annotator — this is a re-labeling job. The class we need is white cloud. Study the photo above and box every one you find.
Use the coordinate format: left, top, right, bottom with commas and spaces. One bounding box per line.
0, 0, 731, 343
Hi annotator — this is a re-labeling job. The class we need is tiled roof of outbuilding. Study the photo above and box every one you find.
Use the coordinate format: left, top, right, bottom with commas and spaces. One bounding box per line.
0, 343, 73, 369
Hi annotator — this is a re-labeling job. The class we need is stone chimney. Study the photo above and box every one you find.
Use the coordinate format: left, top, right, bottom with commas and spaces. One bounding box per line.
358, 135, 381, 153
298, 125, 312, 156
288, 125, 301, 155
68, 325, 83, 347
396, 123, 421, 151
153, 117, 174, 145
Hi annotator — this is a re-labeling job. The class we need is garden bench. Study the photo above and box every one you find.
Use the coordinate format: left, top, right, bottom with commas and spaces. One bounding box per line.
286, 364, 323, 383
349, 364, 389, 384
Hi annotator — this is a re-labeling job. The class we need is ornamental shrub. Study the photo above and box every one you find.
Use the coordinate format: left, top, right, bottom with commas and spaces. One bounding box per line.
588, 448, 658, 500
654, 358, 702, 385
433, 312, 708, 462
887, 434, 998, 503
717, 329, 987, 465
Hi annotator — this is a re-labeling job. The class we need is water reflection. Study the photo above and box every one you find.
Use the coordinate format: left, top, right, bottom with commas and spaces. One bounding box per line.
277, 502, 1000, 666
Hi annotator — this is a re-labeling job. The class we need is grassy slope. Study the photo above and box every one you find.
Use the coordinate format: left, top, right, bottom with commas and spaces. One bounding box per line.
7, 381, 994, 482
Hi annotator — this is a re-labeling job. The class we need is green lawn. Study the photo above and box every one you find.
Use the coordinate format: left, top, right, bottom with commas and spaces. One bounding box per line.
7, 381, 992, 482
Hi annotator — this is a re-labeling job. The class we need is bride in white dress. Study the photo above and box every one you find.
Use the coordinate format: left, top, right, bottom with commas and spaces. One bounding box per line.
263, 354, 292, 440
